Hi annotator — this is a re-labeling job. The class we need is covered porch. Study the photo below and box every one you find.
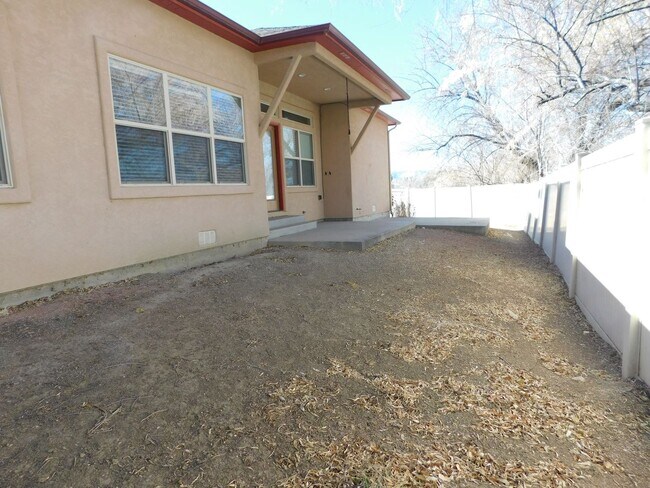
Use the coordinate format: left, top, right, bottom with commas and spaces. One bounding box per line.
254, 29, 406, 222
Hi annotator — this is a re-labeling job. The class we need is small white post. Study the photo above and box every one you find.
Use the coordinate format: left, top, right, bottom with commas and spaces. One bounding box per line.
622, 117, 650, 378
622, 316, 641, 378
550, 184, 563, 264
568, 153, 584, 299
433, 187, 437, 217
539, 184, 549, 249
469, 186, 473, 218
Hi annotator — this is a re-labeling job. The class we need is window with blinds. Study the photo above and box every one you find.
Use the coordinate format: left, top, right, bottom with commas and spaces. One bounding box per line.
108, 57, 246, 185
283, 127, 315, 186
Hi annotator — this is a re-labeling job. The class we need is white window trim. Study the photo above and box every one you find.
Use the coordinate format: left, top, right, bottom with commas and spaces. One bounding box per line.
0, 94, 13, 188
108, 55, 247, 187
284, 127, 315, 188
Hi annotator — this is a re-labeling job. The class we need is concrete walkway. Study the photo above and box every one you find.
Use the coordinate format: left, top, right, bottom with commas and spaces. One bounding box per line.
268, 217, 415, 250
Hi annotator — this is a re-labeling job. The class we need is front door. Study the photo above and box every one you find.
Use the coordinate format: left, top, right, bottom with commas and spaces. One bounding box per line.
263, 126, 282, 212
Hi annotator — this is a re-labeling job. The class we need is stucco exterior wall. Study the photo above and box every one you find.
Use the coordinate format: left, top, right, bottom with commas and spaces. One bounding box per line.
320, 103, 353, 219
350, 109, 391, 220
0, 0, 268, 295
259, 82, 324, 222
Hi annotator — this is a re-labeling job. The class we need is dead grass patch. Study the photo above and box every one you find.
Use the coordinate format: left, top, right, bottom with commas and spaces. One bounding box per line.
327, 359, 428, 422
270, 256, 297, 263
279, 435, 581, 487
433, 361, 618, 473
538, 351, 591, 381
349, 395, 382, 413
264, 377, 340, 422
369, 374, 429, 420
262, 351, 636, 485
445, 298, 559, 343
386, 304, 512, 364
327, 358, 364, 380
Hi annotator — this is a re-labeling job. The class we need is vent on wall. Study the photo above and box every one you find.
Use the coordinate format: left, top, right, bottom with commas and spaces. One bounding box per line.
260, 102, 270, 113
198, 230, 216, 247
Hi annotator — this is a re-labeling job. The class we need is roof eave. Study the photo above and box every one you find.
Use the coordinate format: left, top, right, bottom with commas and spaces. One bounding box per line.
149, 0, 410, 102
150, 0, 261, 49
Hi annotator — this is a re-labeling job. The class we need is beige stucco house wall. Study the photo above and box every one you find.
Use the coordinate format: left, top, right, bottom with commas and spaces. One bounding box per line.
0, 0, 407, 305
321, 103, 353, 219
350, 108, 392, 220
0, 0, 267, 297
320, 104, 394, 220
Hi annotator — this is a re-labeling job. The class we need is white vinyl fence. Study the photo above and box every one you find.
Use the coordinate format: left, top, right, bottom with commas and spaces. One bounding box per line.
392, 183, 537, 230
526, 118, 649, 383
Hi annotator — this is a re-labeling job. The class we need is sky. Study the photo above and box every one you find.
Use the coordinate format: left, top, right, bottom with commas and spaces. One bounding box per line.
205, 0, 444, 175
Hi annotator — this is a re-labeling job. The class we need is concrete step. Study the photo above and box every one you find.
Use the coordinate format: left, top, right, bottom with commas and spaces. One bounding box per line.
269, 220, 318, 239
413, 217, 490, 235
268, 214, 305, 230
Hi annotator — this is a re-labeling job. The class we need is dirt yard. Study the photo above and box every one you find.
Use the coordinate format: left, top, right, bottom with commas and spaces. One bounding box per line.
0, 229, 648, 487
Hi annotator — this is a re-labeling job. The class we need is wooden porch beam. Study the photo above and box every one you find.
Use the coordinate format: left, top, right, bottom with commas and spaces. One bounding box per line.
259, 55, 302, 137
351, 105, 379, 154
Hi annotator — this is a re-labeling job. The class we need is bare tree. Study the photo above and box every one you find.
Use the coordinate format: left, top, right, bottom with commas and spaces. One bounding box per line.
415, 0, 650, 184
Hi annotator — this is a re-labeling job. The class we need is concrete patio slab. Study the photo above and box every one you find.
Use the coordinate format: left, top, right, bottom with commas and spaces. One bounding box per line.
413, 217, 490, 235
268, 217, 415, 250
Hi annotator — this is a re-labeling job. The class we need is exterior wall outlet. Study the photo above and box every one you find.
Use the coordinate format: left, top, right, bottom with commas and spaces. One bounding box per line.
198, 230, 216, 247
372, 205, 376, 212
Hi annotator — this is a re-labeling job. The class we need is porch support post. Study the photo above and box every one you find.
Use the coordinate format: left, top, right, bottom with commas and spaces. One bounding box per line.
351, 105, 379, 154
259, 55, 302, 137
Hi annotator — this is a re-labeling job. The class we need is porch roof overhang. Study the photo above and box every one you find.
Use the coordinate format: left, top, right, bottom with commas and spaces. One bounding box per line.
148, 0, 409, 104
255, 43, 392, 107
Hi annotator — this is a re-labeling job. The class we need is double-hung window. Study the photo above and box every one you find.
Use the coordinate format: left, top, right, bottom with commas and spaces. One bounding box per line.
0, 95, 11, 187
282, 127, 314, 186
109, 57, 246, 185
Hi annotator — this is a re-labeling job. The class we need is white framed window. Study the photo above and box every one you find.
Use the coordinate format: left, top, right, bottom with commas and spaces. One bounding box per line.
283, 127, 315, 187
108, 56, 246, 185
0, 95, 12, 187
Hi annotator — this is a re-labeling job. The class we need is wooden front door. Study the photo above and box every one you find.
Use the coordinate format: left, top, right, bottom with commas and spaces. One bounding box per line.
263, 126, 282, 212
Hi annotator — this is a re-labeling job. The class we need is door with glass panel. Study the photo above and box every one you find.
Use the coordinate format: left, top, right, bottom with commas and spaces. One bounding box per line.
263, 126, 281, 212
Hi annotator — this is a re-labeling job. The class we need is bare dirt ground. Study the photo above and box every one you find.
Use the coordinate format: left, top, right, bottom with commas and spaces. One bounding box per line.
1, 229, 648, 487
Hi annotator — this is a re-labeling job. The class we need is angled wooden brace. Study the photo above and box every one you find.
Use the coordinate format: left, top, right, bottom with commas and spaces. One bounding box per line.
351, 105, 380, 154
259, 55, 302, 137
